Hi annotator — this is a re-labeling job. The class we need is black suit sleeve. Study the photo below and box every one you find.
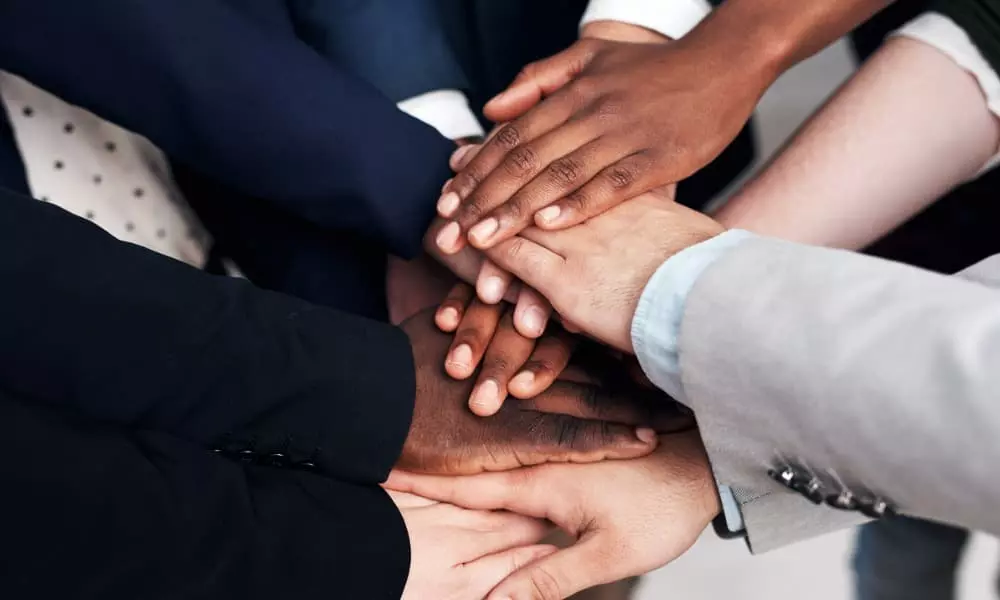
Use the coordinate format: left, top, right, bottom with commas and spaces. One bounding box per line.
0, 187, 413, 486
0, 394, 410, 600
0, 0, 455, 258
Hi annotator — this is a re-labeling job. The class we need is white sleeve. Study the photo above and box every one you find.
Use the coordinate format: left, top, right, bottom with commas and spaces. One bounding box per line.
894, 12, 1000, 173
397, 90, 485, 141
580, 0, 712, 41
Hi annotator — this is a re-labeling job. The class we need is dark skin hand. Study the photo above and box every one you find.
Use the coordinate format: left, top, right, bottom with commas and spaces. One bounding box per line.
434, 28, 766, 255
397, 308, 692, 475
434, 0, 895, 256
436, 282, 577, 416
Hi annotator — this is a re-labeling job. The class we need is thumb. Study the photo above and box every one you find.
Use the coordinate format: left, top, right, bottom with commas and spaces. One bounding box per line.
465, 544, 559, 599
486, 536, 617, 600
485, 42, 598, 122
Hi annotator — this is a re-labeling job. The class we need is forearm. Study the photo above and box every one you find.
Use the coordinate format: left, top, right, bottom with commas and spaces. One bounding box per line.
0, 0, 453, 257
0, 397, 409, 599
0, 188, 414, 484
716, 36, 1000, 249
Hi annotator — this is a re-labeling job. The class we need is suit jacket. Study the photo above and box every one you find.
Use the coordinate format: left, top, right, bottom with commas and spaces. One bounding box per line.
678, 237, 1000, 551
0, 185, 417, 597
0, 0, 456, 319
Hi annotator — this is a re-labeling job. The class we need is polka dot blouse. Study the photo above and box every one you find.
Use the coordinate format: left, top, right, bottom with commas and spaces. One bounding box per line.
0, 71, 210, 267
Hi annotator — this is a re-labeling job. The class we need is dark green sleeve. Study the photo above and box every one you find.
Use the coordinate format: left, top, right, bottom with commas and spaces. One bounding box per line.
932, 0, 1000, 72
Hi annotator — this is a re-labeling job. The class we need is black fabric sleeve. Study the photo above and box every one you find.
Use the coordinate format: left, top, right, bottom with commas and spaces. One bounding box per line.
0, 395, 410, 599
0, 187, 413, 485
0, 0, 454, 258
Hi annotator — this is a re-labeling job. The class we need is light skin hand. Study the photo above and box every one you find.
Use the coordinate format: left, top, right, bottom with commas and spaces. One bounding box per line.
392, 490, 557, 600
428, 211, 554, 339
388, 431, 721, 600
436, 282, 577, 416
478, 188, 724, 353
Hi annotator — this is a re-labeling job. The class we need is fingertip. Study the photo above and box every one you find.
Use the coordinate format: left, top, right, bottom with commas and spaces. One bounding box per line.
477, 275, 507, 305
516, 307, 548, 339
636, 427, 658, 445
534, 205, 567, 229
450, 145, 477, 171
435, 221, 465, 254
437, 192, 461, 218
469, 379, 503, 417
469, 218, 500, 249
508, 371, 536, 397
445, 344, 474, 379
435, 306, 460, 331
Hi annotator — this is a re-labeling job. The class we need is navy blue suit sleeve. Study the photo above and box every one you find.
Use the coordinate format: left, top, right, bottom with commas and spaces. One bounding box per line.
0, 396, 409, 599
0, 0, 454, 258
288, 0, 470, 102
0, 187, 414, 485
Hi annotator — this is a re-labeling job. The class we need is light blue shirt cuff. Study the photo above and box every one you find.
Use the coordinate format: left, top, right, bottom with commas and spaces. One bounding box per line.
630, 229, 754, 535
718, 485, 745, 533
630, 229, 755, 401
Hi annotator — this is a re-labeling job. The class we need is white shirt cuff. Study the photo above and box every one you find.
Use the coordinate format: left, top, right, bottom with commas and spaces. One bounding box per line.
581, 0, 712, 41
894, 12, 1000, 174
630, 229, 755, 403
397, 90, 485, 141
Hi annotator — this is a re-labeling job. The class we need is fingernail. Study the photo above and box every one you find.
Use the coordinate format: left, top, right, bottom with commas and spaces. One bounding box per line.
470, 379, 501, 415
438, 307, 459, 327
469, 218, 499, 246
636, 427, 657, 444
536, 205, 562, 226
511, 371, 535, 390
447, 344, 472, 370
485, 91, 507, 109
437, 192, 460, 218
522, 307, 547, 336
480, 276, 505, 304
450, 145, 475, 170
435, 221, 461, 251
441, 178, 453, 194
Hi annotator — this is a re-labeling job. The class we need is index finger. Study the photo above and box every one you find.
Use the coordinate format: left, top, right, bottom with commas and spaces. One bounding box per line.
483, 237, 564, 304
385, 470, 549, 518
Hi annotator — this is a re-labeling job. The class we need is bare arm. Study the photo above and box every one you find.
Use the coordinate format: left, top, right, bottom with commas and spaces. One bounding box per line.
716, 36, 1000, 249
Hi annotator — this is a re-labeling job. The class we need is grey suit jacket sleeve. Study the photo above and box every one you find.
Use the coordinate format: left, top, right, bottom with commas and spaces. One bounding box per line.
677, 237, 1000, 552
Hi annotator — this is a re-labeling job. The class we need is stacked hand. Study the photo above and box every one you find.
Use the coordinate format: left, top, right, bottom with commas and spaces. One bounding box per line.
396, 307, 694, 474
389, 431, 720, 600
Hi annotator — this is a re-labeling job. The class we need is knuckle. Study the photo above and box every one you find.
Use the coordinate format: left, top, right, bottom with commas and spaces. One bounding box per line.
502, 146, 540, 178
459, 199, 488, 224
484, 354, 515, 376
562, 190, 589, 212
523, 358, 558, 377
502, 196, 527, 222
495, 125, 522, 149
529, 567, 565, 600
569, 75, 599, 100
546, 157, 585, 188
503, 238, 527, 263
594, 97, 624, 121
605, 164, 638, 189
454, 169, 484, 194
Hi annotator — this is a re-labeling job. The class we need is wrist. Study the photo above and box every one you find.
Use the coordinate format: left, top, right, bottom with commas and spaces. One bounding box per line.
582, 20, 673, 44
